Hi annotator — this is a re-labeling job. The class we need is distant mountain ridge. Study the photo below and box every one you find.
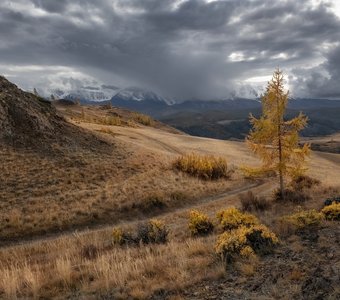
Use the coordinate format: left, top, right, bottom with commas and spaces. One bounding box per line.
51, 84, 340, 140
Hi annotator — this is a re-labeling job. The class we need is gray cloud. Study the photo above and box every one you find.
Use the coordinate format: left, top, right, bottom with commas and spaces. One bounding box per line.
0, 0, 340, 99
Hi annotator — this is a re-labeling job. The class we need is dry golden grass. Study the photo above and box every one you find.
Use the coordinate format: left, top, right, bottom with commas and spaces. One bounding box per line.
0, 103, 339, 299
0, 235, 220, 299
0, 142, 239, 241
0, 179, 338, 299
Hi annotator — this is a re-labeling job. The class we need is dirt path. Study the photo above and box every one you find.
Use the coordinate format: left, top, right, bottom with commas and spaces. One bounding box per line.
0, 179, 270, 250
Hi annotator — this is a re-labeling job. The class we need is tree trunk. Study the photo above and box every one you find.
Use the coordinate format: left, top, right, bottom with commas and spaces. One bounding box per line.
278, 124, 284, 200
279, 168, 284, 200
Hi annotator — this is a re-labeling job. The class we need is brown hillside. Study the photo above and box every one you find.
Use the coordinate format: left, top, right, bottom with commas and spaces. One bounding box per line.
0, 76, 109, 152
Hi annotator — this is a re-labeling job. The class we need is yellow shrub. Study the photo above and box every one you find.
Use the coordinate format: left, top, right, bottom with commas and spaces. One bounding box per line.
321, 202, 340, 221
112, 228, 124, 245
133, 113, 154, 126
281, 209, 324, 229
137, 219, 168, 244
217, 207, 259, 231
113, 220, 168, 246
188, 210, 214, 236
112, 227, 135, 246
215, 224, 278, 263
105, 116, 122, 126
173, 153, 228, 180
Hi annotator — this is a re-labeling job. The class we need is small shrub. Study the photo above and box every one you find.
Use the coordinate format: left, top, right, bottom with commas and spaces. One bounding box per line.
113, 220, 168, 246
136, 219, 168, 244
215, 225, 278, 263
281, 209, 324, 230
290, 175, 320, 191
112, 227, 135, 246
216, 207, 259, 231
273, 188, 310, 203
321, 202, 340, 221
188, 210, 214, 236
173, 153, 229, 180
239, 191, 271, 212
133, 113, 154, 126
105, 116, 122, 126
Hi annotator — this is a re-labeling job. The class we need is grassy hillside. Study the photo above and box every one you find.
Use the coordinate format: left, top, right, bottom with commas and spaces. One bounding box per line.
0, 83, 339, 299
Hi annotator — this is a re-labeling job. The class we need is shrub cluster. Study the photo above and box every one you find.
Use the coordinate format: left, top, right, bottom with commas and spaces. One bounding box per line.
215, 224, 279, 263
173, 153, 229, 180
188, 210, 214, 236
216, 207, 259, 231
112, 219, 168, 246
239, 191, 271, 212
214, 207, 278, 263
321, 202, 340, 221
280, 209, 324, 230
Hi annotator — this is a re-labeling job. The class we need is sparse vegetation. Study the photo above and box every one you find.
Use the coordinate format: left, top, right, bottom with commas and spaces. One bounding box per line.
188, 210, 214, 236
0, 76, 340, 299
239, 191, 271, 212
289, 175, 320, 191
173, 153, 229, 180
273, 188, 310, 203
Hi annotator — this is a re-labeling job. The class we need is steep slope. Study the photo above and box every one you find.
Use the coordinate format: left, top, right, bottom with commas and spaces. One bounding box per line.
0, 76, 109, 152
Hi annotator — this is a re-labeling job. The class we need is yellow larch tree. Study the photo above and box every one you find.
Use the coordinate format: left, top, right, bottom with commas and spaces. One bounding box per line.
245, 69, 310, 200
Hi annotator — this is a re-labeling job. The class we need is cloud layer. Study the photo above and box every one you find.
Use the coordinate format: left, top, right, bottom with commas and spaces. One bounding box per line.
1, 0, 340, 99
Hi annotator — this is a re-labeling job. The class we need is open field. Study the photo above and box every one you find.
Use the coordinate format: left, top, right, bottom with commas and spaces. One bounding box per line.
0, 103, 339, 299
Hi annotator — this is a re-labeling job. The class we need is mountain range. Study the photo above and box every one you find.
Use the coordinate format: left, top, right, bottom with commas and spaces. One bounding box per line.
53, 85, 340, 139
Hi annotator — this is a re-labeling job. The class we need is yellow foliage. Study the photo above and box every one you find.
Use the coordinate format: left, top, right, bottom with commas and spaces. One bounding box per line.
215, 224, 278, 262
112, 228, 124, 245
281, 209, 324, 229
216, 207, 259, 231
244, 69, 310, 190
188, 210, 214, 236
138, 219, 168, 244
104, 116, 122, 126
173, 153, 228, 180
133, 113, 154, 126
321, 202, 340, 221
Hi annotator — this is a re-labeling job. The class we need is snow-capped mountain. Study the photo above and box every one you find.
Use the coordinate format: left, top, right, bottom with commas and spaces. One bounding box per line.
52, 85, 175, 105
111, 87, 174, 105
52, 85, 120, 102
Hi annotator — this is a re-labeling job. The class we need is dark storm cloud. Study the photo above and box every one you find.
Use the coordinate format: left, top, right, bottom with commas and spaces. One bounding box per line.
0, 0, 340, 99
32, 0, 69, 13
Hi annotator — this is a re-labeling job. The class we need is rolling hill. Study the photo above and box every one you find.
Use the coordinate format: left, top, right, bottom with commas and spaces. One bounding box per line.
0, 77, 339, 299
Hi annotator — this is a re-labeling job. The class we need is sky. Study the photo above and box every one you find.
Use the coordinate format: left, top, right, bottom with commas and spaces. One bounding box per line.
1, 0, 340, 100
